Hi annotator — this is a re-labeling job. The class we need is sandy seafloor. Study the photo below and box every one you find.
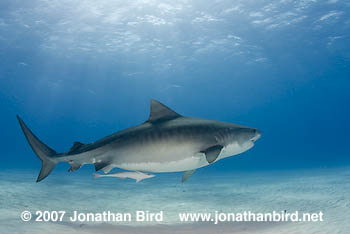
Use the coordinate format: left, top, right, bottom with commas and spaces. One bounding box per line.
0, 166, 349, 234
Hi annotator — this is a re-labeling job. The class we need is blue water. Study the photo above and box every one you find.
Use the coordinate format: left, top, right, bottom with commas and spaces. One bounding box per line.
1, 0, 349, 172
0, 1, 349, 233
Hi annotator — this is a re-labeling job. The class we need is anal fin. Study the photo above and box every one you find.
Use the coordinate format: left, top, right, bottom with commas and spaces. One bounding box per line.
68, 161, 82, 172
182, 169, 195, 183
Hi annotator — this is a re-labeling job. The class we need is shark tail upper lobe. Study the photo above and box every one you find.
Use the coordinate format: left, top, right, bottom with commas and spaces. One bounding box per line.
17, 115, 58, 182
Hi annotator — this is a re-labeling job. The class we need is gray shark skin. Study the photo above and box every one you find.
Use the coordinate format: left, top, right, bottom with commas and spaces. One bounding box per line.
17, 100, 261, 182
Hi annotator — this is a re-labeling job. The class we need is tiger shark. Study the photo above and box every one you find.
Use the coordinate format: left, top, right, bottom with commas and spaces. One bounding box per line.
17, 100, 261, 183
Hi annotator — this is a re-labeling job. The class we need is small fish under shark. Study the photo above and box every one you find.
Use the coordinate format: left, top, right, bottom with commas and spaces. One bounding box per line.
17, 100, 261, 183
93, 171, 155, 183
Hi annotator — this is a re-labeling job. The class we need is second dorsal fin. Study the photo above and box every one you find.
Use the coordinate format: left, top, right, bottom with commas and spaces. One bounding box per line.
69, 141, 84, 153
147, 100, 181, 123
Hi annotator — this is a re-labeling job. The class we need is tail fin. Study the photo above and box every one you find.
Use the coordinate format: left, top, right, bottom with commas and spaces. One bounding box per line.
16, 115, 57, 182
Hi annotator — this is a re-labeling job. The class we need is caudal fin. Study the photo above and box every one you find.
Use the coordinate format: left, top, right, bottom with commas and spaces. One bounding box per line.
16, 115, 58, 182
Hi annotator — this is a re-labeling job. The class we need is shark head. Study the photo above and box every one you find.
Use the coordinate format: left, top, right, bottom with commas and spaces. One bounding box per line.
235, 127, 261, 147
216, 126, 261, 159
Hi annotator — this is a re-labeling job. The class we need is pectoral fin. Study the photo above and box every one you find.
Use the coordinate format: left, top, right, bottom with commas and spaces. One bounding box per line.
182, 169, 196, 183
202, 145, 223, 164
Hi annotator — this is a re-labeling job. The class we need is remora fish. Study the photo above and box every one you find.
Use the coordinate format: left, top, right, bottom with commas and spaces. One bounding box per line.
93, 171, 155, 183
17, 100, 261, 183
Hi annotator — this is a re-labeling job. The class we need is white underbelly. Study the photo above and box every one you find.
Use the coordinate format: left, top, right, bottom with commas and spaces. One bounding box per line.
104, 141, 252, 173
116, 152, 209, 172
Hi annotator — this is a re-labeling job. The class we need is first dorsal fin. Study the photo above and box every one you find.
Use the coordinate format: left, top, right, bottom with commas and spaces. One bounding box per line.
147, 100, 181, 123
69, 141, 84, 153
